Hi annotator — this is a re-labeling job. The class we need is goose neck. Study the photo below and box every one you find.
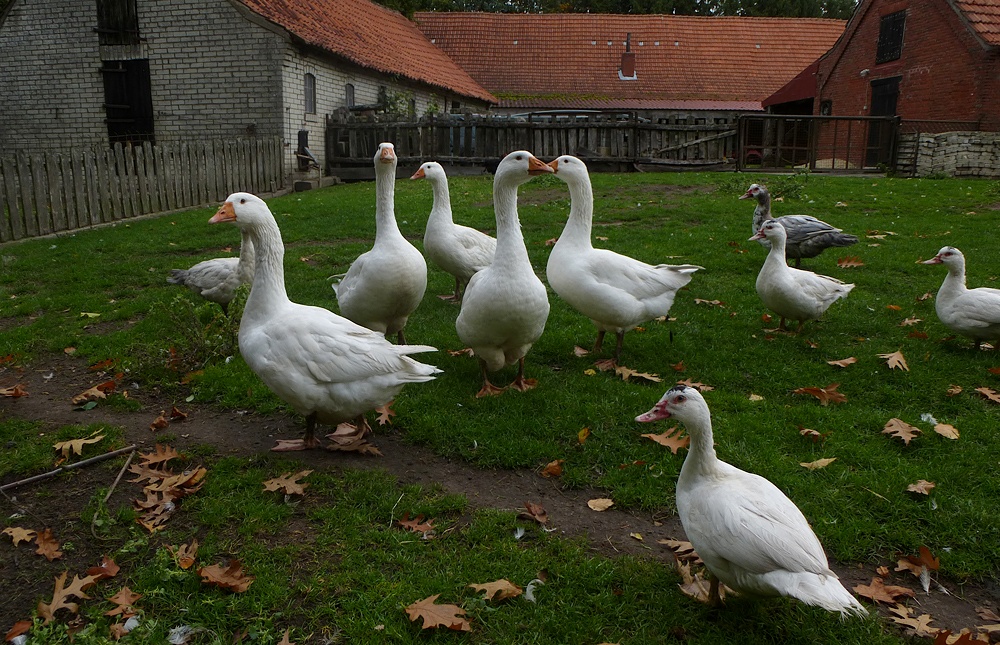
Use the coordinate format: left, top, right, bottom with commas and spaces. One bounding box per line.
678, 411, 721, 482
243, 218, 289, 319
428, 177, 454, 226
237, 228, 256, 282
939, 262, 968, 295
559, 177, 595, 248
375, 168, 402, 241
763, 234, 788, 268
492, 178, 531, 267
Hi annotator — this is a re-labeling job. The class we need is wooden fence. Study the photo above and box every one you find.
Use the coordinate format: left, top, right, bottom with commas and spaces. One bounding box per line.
325, 113, 737, 176
0, 137, 284, 243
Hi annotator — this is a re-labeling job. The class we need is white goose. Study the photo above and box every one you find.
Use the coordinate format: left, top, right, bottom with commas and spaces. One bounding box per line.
636, 385, 868, 617
412, 161, 496, 301
922, 246, 1000, 349
210, 192, 440, 451
167, 231, 255, 315
751, 220, 854, 332
546, 155, 702, 363
456, 151, 551, 397
333, 142, 428, 343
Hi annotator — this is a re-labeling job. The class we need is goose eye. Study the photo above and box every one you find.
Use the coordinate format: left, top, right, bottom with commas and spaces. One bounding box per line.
675, 395, 686, 403
240, 198, 246, 204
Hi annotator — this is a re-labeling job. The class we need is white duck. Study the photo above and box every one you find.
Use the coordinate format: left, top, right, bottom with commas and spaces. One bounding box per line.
210, 192, 440, 451
332, 142, 428, 343
456, 151, 551, 397
412, 161, 496, 301
921, 246, 1000, 349
546, 155, 702, 364
636, 385, 868, 617
166, 231, 255, 315
741, 183, 857, 267
751, 220, 854, 332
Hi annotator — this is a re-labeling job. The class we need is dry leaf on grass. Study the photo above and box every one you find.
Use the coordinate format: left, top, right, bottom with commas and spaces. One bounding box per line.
277, 628, 295, 645
262, 470, 313, 496
748, 393, 764, 401
693, 298, 725, 307
975, 387, 1000, 404
87, 556, 120, 581
0, 383, 28, 397
577, 427, 591, 444
37, 571, 100, 624
837, 256, 864, 268
53, 432, 105, 459
468, 579, 522, 601
587, 498, 614, 511
375, 403, 396, 426
793, 383, 847, 405
676, 378, 714, 392
105, 586, 142, 617
947, 384, 963, 396
573, 345, 590, 357
139, 444, 180, 468
852, 576, 915, 604
900, 317, 923, 327
907, 480, 936, 495
149, 412, 169, 432
658, 539, 703, 565
4, 621, 32, 641
799, 427, 830, 442
642, 426, 690, 454
614, 365, 662, 383
71, 380, 116, 405
883, 418, 921, 445
934, 423, 959, 439
518, 501, 548, 525
199, 560, 255, 593
827, 357, 857, 368
405, 594, 471, 632
2, 526, 36, 546
800, 457, 837, 470
878, 350, 909, 371
169, 540, 199, 569
35, 528, 63, 561
540, 459, 564, 478
933, 630, 989, 644
398, 512, 435, 536
889, 603, 940, 638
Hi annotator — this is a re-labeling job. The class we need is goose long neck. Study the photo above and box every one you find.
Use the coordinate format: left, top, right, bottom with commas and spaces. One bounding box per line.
939, 260, 968, 296
559, 176, 594, 248
429, 176, 454, 226
763, 233, 788, 269
375, 166, 402, 241
678, 408, 721, 482
243, 218, 289, 320
492, 177, 531, 268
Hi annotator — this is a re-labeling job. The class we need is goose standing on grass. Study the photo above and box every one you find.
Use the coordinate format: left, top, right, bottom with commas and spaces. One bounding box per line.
332, 143, 427, 343
751, 220, 854, 332
741, 183, 858, 267
546, 155, 702, 364
166, 231, 255, 315
210, 192, 440, 451
921, 246, 1000, 349
456, 151, 551, 397
636, 385, 869, 617
412, 161, 496, 301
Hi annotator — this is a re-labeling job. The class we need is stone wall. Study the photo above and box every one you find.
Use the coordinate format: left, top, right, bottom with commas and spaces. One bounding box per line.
902, 131, 1000, 178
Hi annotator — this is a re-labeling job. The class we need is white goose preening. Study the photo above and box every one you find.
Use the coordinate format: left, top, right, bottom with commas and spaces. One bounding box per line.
166, 230, 255, 315
751, 220, 854, 332
741, 183, 858, 267
545, 155, 701, 364
210, 192, 440, 451
412, 161, 496, 301
921, 246, 1000, 349
636, 385, 868, 617
332, 142, 428, 344
455, 150, 551, 397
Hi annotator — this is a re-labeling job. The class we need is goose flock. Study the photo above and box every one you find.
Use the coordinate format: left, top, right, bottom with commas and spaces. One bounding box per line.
175, 143, 1000, 620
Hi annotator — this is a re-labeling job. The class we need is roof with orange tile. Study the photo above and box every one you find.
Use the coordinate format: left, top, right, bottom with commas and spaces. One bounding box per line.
951, 0, 1000, 46
414, 12, 845, 110
235, 0, 497, 104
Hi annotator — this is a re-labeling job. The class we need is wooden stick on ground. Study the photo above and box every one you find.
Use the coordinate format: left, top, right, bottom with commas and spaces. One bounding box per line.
0, 445, 137, 492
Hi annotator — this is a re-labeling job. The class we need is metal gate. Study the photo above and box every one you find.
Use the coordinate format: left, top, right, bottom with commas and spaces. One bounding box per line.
737, 115, 900, 173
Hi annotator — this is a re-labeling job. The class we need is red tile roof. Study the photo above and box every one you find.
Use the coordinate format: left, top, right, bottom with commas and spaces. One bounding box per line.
415, 13, 845, 110
952, 0, 1000, 46
235, 0, 497, 104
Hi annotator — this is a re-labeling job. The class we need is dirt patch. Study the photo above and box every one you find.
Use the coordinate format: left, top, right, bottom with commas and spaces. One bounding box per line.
2, 355, 998, 636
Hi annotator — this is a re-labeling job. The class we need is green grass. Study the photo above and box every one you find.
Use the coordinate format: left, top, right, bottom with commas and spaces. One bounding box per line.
2, 170, 999, 642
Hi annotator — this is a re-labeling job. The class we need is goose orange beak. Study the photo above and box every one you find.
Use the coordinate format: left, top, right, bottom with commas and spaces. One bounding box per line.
528, 155, 554, 175
210, 201, 236, 224
379, 146, 395, 163
547, 159, 559, 172
410, 167, 426, 180
920, 255, 943, 264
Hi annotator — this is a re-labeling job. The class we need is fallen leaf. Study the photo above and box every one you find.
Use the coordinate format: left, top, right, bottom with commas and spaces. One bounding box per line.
887, 304, 902, 311
837, 256, 864, 268
587, 498, 614, 511
877, 565, 890, 576
641, 426, 690, 454
798, 426, 829, 442
800, 457, 837, 470
468, 579, 522, 601
883, 418, 921, 445
169, 540, 199, 569
878, 350, 909, 371
917, 292, 934, 301
573, 345, 590, 357
907, 480, 936, 495
71, 380, 116, 405
398, 512, 435, 536
658, 538, 703, 564
0, 383, 28, 397
676, 379, 714, 392
89, 359, 115, 371
793, 383, 847, 405
37, 571, 100, 624
150, 412, 169, 432
447, 348, 474, 357
53, 432, 105, 459
139, 444, 180, 468
87, 556, 120, 580
907, 545, 941, 571
199, 560, 255, 593
169, 406, 188, 421
375, 403, 396, 426
324, 430, 383, 456
262, 470, 313, 496
405, 594, 471, 631
2, 526, 36, 546
933, 630, 989, 644
975, 387, 1000, 404
277, 628, 295, 645
518, 501, 548, 525
615, 365, 661, 383
34, 528, 63, 561
827, 357, 857, 368
693, 298, 724, 307
934, 423, 959, 440
900, 317, 922, 327
674, 560, 727, 605
540, 459, 564, 478
946, 384, 963, 396
671, 361, 685, 372
105, 586, 142, 616
908, 330, 930, 339
577, 427, 591, 444
630, 532, 643, 541
748, 393, 764, 401
977, 607, 1000, 622
543, 237, 558, 246
852, 576, 915, 604
889, 603, 940, 638
4, 620, 32, 641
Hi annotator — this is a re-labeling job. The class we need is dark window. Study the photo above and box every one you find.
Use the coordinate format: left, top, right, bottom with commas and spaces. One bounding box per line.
95, 0, 139, 46
304, 73, 316, 114
100, 59, 155, 145
450, 101, 461, 114
876, 10, 906, 64
820, 100, 832, 116
866, 76, 901, 166
345, 83, 355, 107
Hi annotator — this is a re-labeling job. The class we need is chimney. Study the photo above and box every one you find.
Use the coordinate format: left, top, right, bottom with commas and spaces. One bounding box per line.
619, 33, 637, 80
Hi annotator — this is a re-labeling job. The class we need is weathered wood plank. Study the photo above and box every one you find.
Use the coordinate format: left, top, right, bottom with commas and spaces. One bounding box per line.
48, 152, 67, 232
2, 156, 25, 240
123, 144, 138, 217
17, 151, 39, 237
84, 150, 102, 226
0, 160, 12, 242
134, 144, 150, 214
109, 144, 126, 220
95, 147, 112, 222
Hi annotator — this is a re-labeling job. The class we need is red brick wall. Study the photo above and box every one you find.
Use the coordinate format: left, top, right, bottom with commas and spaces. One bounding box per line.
817, 0, 1000, 133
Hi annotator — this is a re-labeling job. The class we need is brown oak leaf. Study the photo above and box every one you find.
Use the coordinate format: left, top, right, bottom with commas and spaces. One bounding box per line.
139, 444, 180, 468
405, 594, 471, 631
53, 432, 105, 459
375, 402, 396, 426
900, 317, 923, 327
37, 571, 100, 624
150, 412, 170, 432
398, 512, 436, 536
641, 426, 690, 455
614, 365, 661, 383
852, 576, 915, 604
975, 387, 1000, 404
799, 457, 837, 470
889, 603, 939, 638
837, 256, 864, 268
907, 480, 936, 495
468, 579, 523, 601
87, 555, 120, 580
676, 378, 714, 392
199, 560, 255, 593
2, 526, 36, 546
277, 628, 295, 645
109, 622, 130, 641
946, 384, 963, 396
883, 418, 921, 445
325, 428, 383, 456
827, 357, 857, 368
793, 383, 847, 405
5, 620, 32, 641
169, 406, 188, 421
934, 423, 959, 440
35, 528, 63, 561
799, 426, 830, 443
105, 586, 142, 616
878, 350, 909, 371
0, 383, 28, 397
518, 501, 548, 525
540, 459, 564, 478
169, 539, 199, 569
262, 470, 313, 496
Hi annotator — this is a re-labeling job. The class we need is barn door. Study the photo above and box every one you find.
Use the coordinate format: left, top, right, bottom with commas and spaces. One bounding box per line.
866, 76, 900, 166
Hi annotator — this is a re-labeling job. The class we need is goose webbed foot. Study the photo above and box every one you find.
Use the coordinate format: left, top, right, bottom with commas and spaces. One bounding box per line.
271, 413, 322, 451
510, 358, 538, 392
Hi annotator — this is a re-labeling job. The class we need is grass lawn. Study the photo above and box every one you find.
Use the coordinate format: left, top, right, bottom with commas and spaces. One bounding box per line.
1, 169, 998, 644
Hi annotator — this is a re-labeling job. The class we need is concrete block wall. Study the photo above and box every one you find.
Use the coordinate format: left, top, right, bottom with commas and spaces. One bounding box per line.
913, 131, 1000, 177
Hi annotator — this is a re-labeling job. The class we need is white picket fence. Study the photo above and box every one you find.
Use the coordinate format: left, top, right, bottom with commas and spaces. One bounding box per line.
0, 137, 284, 242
